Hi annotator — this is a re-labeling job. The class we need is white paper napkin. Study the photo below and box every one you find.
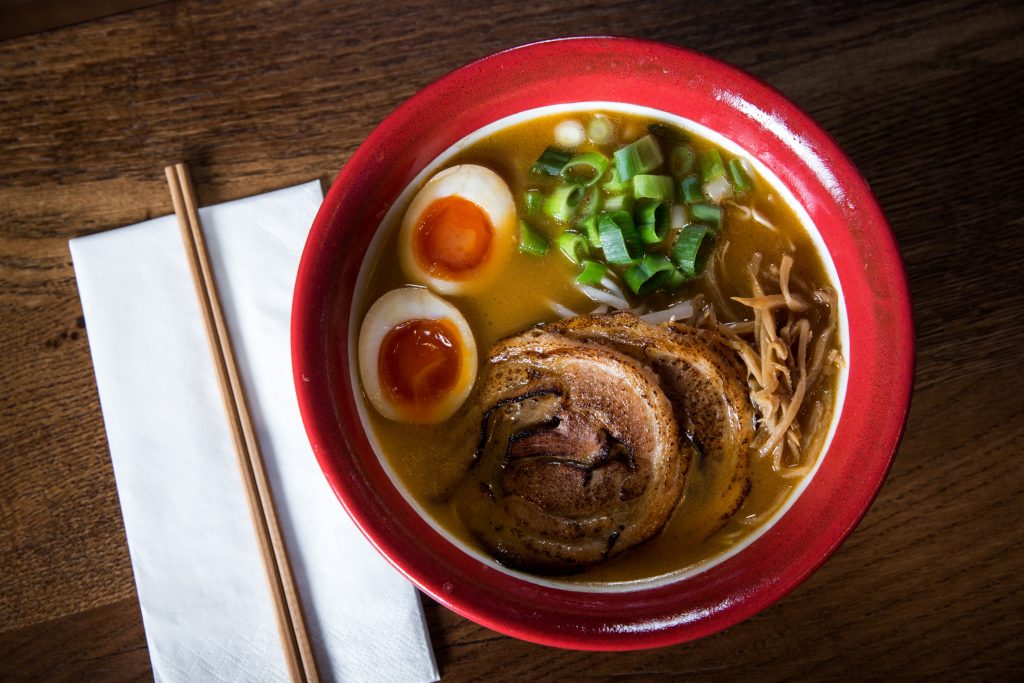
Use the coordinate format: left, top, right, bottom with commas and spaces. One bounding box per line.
69, 181, 439, 683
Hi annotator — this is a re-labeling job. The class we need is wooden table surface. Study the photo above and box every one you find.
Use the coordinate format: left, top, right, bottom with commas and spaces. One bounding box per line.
2, 0, 1022, 680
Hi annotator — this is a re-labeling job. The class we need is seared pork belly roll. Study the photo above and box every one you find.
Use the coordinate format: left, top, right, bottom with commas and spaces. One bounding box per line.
547, 312, 754, 539
455, 329, 688, 573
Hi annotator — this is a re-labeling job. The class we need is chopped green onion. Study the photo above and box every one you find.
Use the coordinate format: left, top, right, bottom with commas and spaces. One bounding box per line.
555, 119, 585, 148
577, 184, 601, 218
700, 148, 726, 183
561, 151, 610, 187
728, 158, 753, 193
525, 189, 542, 214
670, 203, 688, 229
602, 167, 630, 194
576, 259, 608, 285
519, 221, 550, 256
680, 174, 703, 204
703, 175, 733, 204
602, 193, 634, 214
598, 211, 642, 264
624, 254, 675, 296
669, 145, 696, 177
543, 184, 583, 222
672, 224, 712, 276
531, 147, 572, 176
579, 215, 601, 248
665, 268, 689, 290
613, 134, 664, 181
648, 123, 688, 144
690, 202, 722, 228
633, 174, 674, 202
587, 115, 614, 145
636, 199, 670, 245
557, 231, 590, 264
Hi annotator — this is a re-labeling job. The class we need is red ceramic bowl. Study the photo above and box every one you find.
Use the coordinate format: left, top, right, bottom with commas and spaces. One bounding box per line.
291, 37, 913, 650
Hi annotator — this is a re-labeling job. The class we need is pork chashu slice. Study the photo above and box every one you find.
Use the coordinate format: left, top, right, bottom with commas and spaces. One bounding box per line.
455, 328, 688, 573
545, 312, 754, 539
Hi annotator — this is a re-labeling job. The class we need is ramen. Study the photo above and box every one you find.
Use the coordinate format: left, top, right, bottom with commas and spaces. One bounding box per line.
354, 108, 843, 583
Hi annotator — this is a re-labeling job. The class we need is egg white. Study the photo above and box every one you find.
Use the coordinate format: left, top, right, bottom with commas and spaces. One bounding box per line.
358, 287, 477, 424
399, 164, 517, 295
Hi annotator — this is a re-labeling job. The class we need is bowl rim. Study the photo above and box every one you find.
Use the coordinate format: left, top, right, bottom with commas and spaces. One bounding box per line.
291, 36, 915, 650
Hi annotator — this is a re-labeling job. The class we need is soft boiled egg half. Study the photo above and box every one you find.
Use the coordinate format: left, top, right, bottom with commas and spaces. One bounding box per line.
399, 164, 517, 295
358, 287, 477, 424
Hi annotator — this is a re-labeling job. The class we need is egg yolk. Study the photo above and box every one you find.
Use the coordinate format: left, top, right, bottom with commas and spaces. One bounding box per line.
379, 318, 462, 414
413, 195, 493, 279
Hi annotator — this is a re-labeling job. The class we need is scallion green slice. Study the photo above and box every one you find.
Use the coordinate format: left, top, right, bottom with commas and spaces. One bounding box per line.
602, 193, 634, 214
665, 268, 689, 291
543, 184, 583, 222
671, 224, 712, 276
669, 145, 696, 177
587, 116, 614, 145
690, 202, 722, 228
700, 148, 726, 183
525, 189, 542, 214
519, 221, 550, 256
577, 183, 601, 218
680, 174, 703, 204
602, 167, 630, 194
579, 215, 601, 248
648, 123, 688, 144
531, 147, 572, 176
598, 211, 642, 264
670, 203, 689, 229
624, 254, 675, 296
557, 231, 590, 264
632, 174, 674, 202
560, 151, 610, 187
636, 199, 670, 245
703, 175, 733, 204
728, 158, 753, 193
613, 134, 664, 181
576, 259, 608, 285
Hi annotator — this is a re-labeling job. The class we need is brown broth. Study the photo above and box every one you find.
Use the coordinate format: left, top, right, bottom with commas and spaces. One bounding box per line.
356, 110, 841, 584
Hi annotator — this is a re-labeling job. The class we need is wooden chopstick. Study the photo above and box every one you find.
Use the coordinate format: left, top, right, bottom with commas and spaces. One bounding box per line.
165, 163, 320, 683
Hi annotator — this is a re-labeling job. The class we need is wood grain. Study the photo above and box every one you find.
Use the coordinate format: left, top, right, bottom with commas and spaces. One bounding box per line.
1, 0, 1022, 680
0, 0, 170, 42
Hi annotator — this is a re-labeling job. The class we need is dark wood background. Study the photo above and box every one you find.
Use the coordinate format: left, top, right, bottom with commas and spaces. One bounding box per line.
2, 0, 1022, 680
